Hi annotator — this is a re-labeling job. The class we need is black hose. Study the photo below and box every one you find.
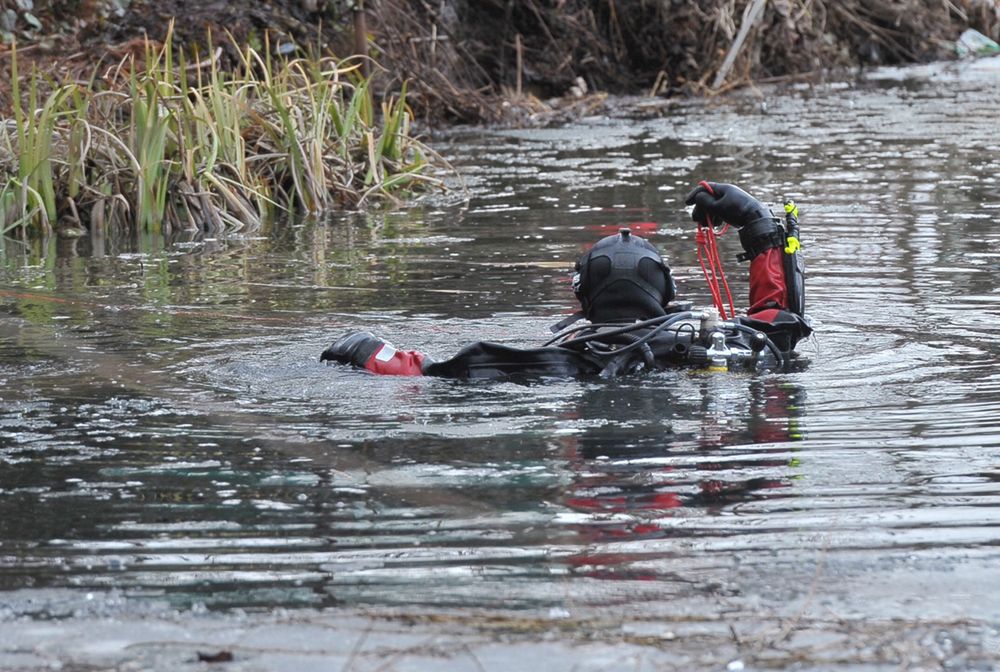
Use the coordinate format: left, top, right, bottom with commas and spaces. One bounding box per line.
543, 312, 686, 347
571, 312, 698, 358
554, 312, 698, 351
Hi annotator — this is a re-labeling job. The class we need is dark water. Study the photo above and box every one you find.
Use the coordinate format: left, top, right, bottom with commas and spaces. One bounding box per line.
2, 57, 1000, 634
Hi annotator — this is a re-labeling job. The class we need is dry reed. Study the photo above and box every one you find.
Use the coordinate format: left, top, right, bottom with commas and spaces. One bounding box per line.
0, 22, 441, 237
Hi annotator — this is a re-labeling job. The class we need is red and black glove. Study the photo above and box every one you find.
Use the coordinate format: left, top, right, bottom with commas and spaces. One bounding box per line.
685, 181, 783, 262
685, 182, 773, 228
321, 331, 427, 376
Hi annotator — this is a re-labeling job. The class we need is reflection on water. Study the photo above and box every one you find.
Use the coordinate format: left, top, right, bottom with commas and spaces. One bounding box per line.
2, 57, 1000, 623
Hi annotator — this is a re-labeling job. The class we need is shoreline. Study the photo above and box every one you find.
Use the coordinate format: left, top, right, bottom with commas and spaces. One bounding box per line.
2, 1, 998, 126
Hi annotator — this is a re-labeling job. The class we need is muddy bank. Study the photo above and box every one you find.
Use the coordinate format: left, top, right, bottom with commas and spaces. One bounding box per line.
2, 1, 999, 124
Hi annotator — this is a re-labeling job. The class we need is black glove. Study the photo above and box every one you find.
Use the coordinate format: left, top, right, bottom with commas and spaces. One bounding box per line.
684, 182, 773, 229
320, 331, 383, 367
685, 182, 782, 261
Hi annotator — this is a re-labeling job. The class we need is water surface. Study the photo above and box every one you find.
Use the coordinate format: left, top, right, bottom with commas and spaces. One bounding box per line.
2, 57, 1000, 659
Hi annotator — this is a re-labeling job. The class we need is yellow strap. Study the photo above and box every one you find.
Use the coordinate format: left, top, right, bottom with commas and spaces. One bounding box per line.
784, 201, 799, 218
784, 236, 800, 254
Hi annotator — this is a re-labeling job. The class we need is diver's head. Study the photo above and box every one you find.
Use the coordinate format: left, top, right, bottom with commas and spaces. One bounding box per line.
573, 228, 676, 323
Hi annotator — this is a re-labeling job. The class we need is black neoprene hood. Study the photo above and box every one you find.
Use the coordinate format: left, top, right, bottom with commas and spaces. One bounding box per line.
574, 229, 675, 323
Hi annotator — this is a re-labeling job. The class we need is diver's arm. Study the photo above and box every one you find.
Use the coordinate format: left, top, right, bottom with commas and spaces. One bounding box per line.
686, 182, 809, 349
745, 238, 789, 317
321, 332, 602, 379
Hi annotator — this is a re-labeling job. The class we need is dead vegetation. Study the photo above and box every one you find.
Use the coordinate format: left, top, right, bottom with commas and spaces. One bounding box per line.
3, 1, 998, 127
0, 27, 438, 237
369, 0, 1000, 123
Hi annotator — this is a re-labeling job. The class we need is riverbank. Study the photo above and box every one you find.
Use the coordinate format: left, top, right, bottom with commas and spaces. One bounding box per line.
3, 1, 998, 125
375, 0, 1000, 123
2, 2, 998, 235
2, 1, 996, 239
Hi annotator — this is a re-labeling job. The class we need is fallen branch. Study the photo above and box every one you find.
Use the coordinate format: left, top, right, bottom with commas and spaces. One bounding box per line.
712, 0, 768, 90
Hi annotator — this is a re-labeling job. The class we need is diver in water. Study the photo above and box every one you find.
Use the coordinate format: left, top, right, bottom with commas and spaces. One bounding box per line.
321, 182, 812, 378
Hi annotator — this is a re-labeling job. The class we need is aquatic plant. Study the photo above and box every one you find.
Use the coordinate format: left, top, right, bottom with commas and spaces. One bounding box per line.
0, 24, 441, 236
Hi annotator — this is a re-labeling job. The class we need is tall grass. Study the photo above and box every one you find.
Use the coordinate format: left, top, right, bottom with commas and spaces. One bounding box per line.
0, 26, 441, 236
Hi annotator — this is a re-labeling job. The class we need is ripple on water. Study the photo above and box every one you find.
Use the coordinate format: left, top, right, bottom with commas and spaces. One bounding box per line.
1, 58, 1000, 625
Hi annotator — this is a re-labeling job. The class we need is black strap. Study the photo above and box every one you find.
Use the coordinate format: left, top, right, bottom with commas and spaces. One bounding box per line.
737, 217, 785, 262
549, 310, 586, 333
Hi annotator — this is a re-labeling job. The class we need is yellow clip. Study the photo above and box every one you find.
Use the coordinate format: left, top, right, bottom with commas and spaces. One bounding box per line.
784, 236, 800, 254
784, 201, 798, 218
